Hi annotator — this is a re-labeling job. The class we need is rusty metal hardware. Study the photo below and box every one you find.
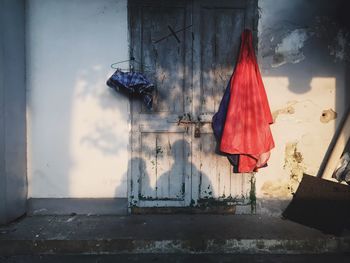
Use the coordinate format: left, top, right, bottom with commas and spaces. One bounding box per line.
194, 123, 201, 138
177, 114, 212, 125
177, 113, 192, 126
176, 114, 212, 138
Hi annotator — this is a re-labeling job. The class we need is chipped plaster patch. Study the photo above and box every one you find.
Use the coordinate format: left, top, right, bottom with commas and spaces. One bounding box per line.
320, 108, 337, 123
284, 142, 306, 193
272, 29, 308, 67
311, 16, 350, 62
272, 101, 297, 122
261, 179, 291, 198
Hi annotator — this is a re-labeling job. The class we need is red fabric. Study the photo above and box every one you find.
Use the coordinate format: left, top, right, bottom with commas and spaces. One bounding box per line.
220, 29, 275, 173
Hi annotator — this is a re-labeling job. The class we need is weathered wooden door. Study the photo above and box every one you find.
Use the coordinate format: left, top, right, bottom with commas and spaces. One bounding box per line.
129, 0, 257, 210
191, 0, 256, 208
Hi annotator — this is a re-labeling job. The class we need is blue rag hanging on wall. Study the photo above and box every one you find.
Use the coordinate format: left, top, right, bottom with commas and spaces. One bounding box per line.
106, 69, 154, 110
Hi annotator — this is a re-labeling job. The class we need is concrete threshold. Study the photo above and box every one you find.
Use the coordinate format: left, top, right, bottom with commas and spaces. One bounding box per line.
0, 214, 349, 255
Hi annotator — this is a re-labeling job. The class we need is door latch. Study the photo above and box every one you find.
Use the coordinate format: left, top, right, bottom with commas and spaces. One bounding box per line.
194, 123, 201, 138
177, 114, 211, 138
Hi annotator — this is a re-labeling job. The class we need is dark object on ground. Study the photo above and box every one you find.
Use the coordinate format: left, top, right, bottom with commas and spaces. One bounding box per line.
283, 174, 350, 235
284, 109, 350, 234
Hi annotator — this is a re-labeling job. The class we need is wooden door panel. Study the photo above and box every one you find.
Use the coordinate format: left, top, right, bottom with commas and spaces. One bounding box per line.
141, 6, 187, 112
198, 132, 251, 201
200, 8, 245, 113
192, 0, 256, 207
140, 132, 186, 200
129, 0, 192, 208
129, 0, 257, 210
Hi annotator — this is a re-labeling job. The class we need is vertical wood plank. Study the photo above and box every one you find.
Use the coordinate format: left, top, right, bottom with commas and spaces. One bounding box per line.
200, 8, 216, 113
140, 132, 157, 199
217, 154, 232, 198
242, 173, 252, 200
190, 0, 202, 205
168, 135, 186, 199
230, 173, 243, 199
141, 6, 186, 113
214, 9, 244, 112
199, 133, 217, 199
156, 133, 185, 199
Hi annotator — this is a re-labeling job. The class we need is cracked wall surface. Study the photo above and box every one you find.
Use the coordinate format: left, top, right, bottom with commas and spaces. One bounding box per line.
256, 0, 350, 214
24, 0, 350, 216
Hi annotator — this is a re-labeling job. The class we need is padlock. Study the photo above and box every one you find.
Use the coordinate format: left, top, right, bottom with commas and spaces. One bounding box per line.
194, 124, 201, 138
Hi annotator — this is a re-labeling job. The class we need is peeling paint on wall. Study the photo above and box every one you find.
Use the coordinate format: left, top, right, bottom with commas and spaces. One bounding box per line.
272, 101, 296, 122
261, 179, 291, 198
272, 29, 309, 67
311, 16, 350, 62
255, 0, 349, 216
284, 142, 306, 193
259, 13, 350, 69
329, 30, 349, 61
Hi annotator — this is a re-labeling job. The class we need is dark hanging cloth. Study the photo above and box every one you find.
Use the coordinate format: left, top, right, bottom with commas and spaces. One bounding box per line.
219, 29, 274, 173
106, 69, 154, 110
212, 78, 240, 173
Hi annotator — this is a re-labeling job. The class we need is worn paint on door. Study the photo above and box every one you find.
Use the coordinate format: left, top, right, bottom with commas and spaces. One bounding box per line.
129, 0, 257, 210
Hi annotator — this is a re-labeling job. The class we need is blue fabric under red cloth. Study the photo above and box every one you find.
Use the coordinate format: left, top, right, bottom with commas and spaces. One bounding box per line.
212, 29, 275, 173
212, 79, 240, 173
106, 69, 154, 110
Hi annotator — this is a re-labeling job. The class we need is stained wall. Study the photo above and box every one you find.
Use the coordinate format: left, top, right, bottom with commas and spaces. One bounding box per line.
256, 0, 350, 213
25, 0, 350, 214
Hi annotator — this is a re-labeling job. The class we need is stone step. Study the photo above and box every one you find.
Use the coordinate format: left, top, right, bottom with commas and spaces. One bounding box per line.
0, 215, 349, 255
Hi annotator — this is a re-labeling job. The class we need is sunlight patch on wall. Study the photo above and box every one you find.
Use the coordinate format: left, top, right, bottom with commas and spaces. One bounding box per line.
26, 0, 129, 198
256, 77, 336, 199
68, 68, 129, 198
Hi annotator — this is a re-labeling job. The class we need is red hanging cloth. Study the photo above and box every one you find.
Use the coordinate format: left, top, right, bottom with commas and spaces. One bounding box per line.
220, 29, 275, 173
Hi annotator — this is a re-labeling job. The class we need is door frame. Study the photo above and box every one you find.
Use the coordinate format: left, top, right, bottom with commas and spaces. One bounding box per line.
126, 0, 258, 213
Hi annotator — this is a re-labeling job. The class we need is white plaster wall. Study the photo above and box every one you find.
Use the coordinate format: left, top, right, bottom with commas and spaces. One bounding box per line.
26, 0, 130, 198
256, 0, 348, 204
26, 0, 348, 206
